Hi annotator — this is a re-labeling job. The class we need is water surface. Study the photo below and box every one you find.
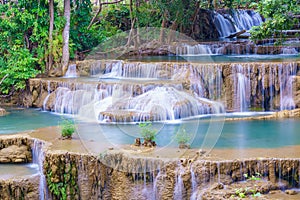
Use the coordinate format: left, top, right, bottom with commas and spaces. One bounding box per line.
0, 163, 39, 179
0, 108, 65, 134
76, 115, 300, 151
126, 54, 300, 63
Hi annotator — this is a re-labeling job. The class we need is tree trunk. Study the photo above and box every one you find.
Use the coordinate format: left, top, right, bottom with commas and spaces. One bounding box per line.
61, 0, 71, 76
135, 0, 140, 47
127, 0, 135, 47
48, 0, 54, 75
167, 11, 179, 43
213, 0, 217, 9
159, 12, 167, 44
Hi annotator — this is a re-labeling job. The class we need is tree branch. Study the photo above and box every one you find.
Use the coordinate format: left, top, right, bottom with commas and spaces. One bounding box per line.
100, 0, 124, 6
88, 0, 125, 30
0, 74, 8, 86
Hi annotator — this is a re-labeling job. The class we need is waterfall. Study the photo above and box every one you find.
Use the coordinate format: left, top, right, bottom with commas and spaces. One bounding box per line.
106, 61, 123, 77
232, 10, 262, 31
176, 44, 213, 55
281, 47, 299, 55
39, 61, 299, 118
97, 86, 213, 122
90, 60, 103, 76
269, 66, 275, 110
279, 63, 297, 110
214, 10, 262, 38
42, 81, 51, 111
101, 61, 174, 79
233, 64, 250, 112
32, 139, 48, 200
173, 165, 185, 200
213, 13, 236, 38
152, 171, 160, 200
190, 166, 198, 200
51, 82, 107, 115
64, 64, 78, 78
261, 65, 266, 110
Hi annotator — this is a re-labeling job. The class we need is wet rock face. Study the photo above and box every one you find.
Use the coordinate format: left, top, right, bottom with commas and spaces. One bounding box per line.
28, 61, 300, 115
0, 107, 7, 116
43, 150, 300, 200
189, 9, 220, 40
0, 137, 33, 163
1, 136, 298, 199
0, 145, 32, 163
0, 175, 40, 200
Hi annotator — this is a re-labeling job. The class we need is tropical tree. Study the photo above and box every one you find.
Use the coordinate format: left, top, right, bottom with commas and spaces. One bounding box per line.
61, 0, 71, 75
250, 0, 300, 43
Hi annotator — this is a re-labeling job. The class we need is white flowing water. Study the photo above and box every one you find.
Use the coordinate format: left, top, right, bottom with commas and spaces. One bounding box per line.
232, 10, 262, 31
64, 64, 78, 78
233, 64, 250, 112
214, 10, 262, 38
214, 13, 237, 38
176, 44, 213, 55
190, 166, 198, 200
281, 47, 299, 55
173, 165, 185, 200
43, 61, 298, 120
279, 63, 297, 110
32, 139, 48, 200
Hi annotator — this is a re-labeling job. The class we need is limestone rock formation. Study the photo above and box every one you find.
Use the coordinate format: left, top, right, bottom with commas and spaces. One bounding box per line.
0, 135, 299, 199
0, 175, 40, 200
0, 107, 7, 116
0, 145, 32, 163
28, 61, 300, 114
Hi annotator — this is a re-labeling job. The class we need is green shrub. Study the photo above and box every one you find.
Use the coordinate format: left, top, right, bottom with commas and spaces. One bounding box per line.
139, 122, 156, 141
174, 126, 192, 145
60, 119, 75, 138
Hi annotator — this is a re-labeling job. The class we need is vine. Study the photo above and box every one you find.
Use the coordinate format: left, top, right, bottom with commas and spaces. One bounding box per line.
46, 160, 79, 200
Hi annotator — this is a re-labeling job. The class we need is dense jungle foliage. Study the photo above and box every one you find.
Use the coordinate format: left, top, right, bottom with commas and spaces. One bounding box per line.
0, 0, 299, 95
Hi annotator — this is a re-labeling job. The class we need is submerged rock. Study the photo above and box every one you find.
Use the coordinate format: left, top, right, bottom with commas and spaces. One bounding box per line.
285, 189, 298, 195
133, 138, 141, 146
0, 108, 7, 116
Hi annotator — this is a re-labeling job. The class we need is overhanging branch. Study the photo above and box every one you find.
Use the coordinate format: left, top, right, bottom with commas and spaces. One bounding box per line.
88, 0, 125, 30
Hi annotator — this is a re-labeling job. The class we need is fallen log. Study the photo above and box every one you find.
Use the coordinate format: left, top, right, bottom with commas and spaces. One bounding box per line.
226, 30, 246, 38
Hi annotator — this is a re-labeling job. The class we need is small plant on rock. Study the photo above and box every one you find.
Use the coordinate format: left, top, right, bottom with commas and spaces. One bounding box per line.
243, 172, 261, 181
235, 188, 246, 198
174, 126, 192, 149
138, 122, 157, 147
60, 119, 76, 139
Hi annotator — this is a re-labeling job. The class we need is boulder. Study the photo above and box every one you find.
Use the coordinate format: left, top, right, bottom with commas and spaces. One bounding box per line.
0, 145, 32, 163
285, 189, 298, 195
0, 108, 7, 116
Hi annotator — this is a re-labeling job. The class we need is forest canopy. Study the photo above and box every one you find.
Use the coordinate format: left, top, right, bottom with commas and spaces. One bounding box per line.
0, 0, 299, 95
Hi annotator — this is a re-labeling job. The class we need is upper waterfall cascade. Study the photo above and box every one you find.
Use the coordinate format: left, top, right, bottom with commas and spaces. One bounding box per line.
214, 9, 263, 38
38, 60, 300, 122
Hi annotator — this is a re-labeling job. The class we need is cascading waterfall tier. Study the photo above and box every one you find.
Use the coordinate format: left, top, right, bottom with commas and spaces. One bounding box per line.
42, 150, 300, 200
32, 139, 48, 200
30, 60, 300, 122
64, 64, 78, 78
174, 41, 300, 56
214, 9, 263, 38
0, 135, 299, 199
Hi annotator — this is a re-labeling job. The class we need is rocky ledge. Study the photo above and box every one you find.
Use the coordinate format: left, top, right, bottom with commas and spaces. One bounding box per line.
0, 136, 33, 163
0, 107, 7, 116
0, 175, 40, 200
0, 134, 299, 199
